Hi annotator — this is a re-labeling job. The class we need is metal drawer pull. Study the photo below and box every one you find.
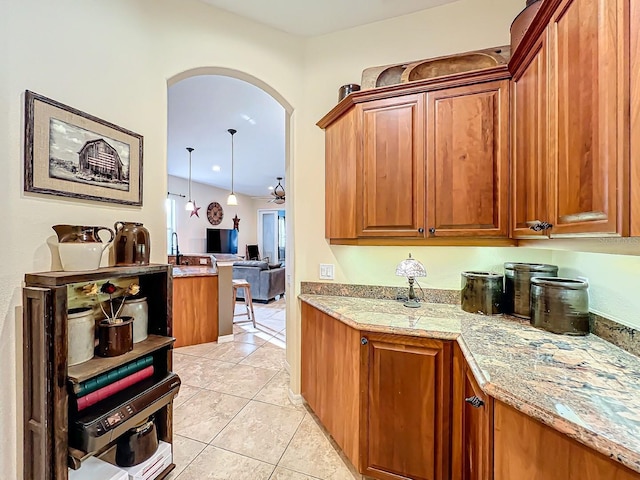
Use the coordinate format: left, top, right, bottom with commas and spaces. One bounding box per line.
361, 337, 368, 345
465, 396, 485, 408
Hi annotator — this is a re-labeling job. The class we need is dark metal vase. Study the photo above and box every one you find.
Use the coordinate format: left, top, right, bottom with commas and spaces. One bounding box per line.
461, 271, 504, 315
338, 84, 361, 101
116, 418, 158, 467
97, 317, 134, 357
504, 263, 558, 318
530, 277, 590, 335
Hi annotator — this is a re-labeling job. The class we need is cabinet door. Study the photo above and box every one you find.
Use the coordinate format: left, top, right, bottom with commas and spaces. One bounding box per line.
301, 303, 361, 467
426, 80, 509, 237
548, 0, 626, 236
452, 345, 493, 480
358, 94, 426, 237
632, 0, 640, 236
511, 33, 550, 239
494, 401, 640, 480
326, 108, 358, 239
361, 333, 451, 480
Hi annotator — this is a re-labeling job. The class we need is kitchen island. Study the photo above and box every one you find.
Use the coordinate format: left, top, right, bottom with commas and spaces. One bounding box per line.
173, 266, 218, 347
300, 294, 640, 480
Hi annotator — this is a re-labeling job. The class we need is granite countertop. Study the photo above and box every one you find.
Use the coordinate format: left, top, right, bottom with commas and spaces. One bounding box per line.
172, 266, 218, 278
299, 294, 640, 474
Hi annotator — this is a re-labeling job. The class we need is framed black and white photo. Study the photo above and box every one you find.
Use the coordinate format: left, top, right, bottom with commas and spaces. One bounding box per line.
24, 90, 143, 206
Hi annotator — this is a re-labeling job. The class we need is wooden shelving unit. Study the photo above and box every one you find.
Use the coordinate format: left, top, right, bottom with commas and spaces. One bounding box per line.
68, 335, 175, 385
23, 264, 175, 480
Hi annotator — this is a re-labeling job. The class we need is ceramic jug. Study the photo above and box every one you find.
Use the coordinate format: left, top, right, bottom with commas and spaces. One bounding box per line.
52, 224, 115, 271
114, 221, 150, 266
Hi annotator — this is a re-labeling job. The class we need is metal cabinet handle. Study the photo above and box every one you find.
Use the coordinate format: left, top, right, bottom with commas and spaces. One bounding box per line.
529, 221, 553, 232
361, 337, 368, 346
429, 227, 436, 235
418, 228, 424, 234
465, 396, 485, 408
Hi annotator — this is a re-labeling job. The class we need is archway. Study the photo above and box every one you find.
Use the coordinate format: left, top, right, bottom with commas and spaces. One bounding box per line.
166, 67, 295, 369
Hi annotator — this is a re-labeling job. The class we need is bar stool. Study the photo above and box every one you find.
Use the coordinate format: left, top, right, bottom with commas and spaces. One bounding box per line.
232, 279, 256, 327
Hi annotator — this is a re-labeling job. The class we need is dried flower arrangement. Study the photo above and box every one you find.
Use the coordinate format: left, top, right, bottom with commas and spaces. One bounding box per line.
83, 281, 140, 324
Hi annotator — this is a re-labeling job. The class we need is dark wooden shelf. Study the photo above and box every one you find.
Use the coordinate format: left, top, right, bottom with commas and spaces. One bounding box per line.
68, 335, 175, 385
25, 264, 171, 287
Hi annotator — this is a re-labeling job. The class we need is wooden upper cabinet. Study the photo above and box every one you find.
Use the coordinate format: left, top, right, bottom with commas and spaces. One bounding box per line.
511, 33, 549, 239
325, 108, 358, 239
631, 0, 640, 236
426, 80, 509, 237
358, 94, 426, 237
360, 333, 451, 480
547, 0, 626, 236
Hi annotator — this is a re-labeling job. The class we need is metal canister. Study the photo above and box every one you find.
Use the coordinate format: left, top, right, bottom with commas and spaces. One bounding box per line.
461, 271, 504, 315
530, 277, 590, 335
504, 263, 558, 318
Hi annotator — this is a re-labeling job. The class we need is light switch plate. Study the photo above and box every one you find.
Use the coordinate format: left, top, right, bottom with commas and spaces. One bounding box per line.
319, 263, 335, 280
199, 258, 208, 265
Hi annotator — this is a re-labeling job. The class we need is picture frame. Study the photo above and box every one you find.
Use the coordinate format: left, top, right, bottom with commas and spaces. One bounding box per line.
24, 90, 143, 206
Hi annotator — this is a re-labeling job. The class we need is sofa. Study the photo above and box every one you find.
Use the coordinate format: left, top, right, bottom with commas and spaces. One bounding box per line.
232, 260, 286, 303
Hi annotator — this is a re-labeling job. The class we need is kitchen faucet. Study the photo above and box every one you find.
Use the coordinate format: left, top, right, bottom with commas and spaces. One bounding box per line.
171, 231, 182, 265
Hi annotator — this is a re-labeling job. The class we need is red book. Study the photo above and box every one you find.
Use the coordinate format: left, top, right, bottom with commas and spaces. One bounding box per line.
77, 366, 154, 411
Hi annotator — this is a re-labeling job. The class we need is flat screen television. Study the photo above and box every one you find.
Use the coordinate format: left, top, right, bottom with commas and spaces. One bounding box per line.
206, 228, 238, 254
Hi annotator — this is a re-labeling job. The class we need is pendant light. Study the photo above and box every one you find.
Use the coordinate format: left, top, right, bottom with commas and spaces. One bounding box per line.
227, 128, 238, 206
185, 147, 195, 211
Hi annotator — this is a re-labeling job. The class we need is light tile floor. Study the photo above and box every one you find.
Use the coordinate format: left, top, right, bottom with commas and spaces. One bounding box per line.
168, 298, 359, 480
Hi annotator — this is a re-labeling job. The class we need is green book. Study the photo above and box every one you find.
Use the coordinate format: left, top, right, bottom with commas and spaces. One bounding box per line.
76, 356, 154, 397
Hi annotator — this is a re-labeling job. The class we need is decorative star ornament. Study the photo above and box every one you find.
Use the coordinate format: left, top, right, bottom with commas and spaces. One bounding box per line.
233, 214, 241, 231
190, 202, 201, 218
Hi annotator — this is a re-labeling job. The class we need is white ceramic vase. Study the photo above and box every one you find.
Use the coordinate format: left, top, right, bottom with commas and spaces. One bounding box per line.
119, 297, 149, 343
67, 307, 95, 366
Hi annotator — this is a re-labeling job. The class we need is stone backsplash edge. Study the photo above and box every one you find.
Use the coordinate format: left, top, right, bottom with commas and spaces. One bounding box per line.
300, 282, 638, 356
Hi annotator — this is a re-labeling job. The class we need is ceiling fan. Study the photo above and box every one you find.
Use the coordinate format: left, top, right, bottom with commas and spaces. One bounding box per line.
269, 177, 286, 204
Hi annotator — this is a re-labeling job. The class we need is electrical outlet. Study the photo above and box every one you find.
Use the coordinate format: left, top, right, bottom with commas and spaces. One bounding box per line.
319, 263, 335, 280
199, 258, 208, 265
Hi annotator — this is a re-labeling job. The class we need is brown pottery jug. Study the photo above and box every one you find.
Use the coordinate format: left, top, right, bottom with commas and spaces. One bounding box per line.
52, 224, 115, 271
114, 221, 150, 266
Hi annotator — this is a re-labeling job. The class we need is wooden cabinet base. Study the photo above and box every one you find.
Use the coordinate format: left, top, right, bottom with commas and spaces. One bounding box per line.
494, 401, 640, 480
173, 276, 219, 348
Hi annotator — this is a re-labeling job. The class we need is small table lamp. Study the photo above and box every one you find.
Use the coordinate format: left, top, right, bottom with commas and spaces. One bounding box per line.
396, 253, 427, 308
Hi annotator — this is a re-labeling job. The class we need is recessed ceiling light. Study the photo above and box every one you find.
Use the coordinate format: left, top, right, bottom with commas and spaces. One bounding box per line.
212, 165, 221, 172
268, 186, 274, 190
241, 114, 256, 125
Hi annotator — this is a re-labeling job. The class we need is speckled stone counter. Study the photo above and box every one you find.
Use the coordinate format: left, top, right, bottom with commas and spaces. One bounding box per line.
299, 294, 640, 474
172, 266, 218, 278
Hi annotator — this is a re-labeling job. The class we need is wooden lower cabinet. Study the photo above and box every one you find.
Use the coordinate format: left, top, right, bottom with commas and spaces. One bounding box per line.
360, 333, 451, 480
173, 275, 219, 348
452, 345, 493, 480
301, 303, 452, 480
494, 401, 640, 480
300, 302, 361, 466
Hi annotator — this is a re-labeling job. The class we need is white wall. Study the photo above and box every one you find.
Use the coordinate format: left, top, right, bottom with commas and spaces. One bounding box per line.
167, 175, 258, 255
295, 0, 528, 290
0, 0, 303, 477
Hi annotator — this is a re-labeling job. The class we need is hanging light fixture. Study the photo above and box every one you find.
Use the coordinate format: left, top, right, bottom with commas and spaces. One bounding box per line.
227, 128, 238, 206
269, 177, 286, 204
185, 147, 195, 211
